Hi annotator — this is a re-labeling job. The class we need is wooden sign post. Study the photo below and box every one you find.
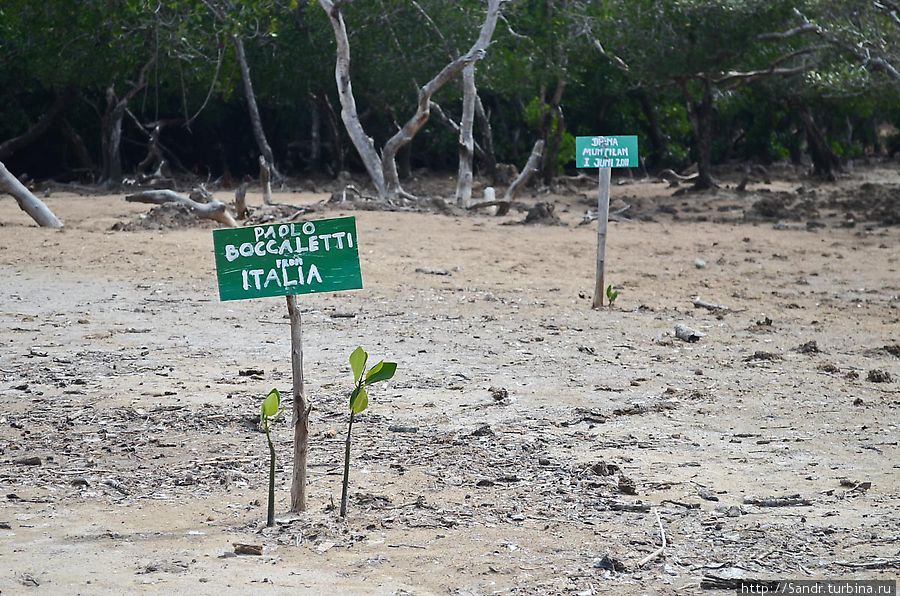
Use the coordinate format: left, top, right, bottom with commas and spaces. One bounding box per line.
213, 216, 363, 512
575, 136, 639, 309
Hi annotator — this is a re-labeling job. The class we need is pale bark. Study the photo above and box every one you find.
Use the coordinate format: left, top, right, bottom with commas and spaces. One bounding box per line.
0, 161, 64, 228
380, 0, 501, 199
455, 64, 478, 208
287, 295, 309, 513
259, 155, 273, 205
503, 139, 544, 202
125, 189, 237, 227
591, 168, 611, 310
319, 0, 502, 201
319, 0, 387, 196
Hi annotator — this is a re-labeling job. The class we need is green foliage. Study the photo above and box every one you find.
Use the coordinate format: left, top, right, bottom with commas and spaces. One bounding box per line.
260, 387, 280, 528
261, 387, 281, 421
0, 0, 896, 179
341, 346, 398, 517
606, 284, 620, 307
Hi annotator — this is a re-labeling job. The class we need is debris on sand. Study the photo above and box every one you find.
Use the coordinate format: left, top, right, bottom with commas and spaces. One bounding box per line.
795, 340, 820, 354
232, 543, 263, 556
674, 323, 704, 342
743, 494, 811, 507
522, 202, 563, 225
743, 351, 781, 362
866, 369, 892, 383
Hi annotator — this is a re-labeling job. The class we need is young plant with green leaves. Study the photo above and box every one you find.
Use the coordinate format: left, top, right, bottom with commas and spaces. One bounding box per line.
340, 347, 397, 518
606, 284, 620, 307
260, 387, 280, 527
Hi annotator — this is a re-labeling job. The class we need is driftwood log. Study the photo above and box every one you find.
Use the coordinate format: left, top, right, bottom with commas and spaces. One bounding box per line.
0, 160, 63, 228
125, 189, 237, 227
674, 323, 704, 343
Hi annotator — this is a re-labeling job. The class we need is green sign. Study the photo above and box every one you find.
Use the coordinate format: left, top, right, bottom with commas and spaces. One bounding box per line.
576, 136, 639, 169
213, 216, 363, 301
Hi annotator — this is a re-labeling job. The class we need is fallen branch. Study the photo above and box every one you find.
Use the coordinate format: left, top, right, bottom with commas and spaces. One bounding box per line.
0, 160, 63, 228
635, 509, 666, 568
693, 298, 729, 312
834, 558, 900, 570
743, 494, 811, 507
125, 189, 237, 227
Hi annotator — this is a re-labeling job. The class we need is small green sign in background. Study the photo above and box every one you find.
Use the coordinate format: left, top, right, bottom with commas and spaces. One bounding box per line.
576, 135, 639, 169
213, 216, 363, 301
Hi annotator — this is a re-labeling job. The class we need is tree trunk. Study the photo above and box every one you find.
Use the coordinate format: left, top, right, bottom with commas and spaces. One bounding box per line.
233, 35, 280, 181
504, 139, 544, 202
99, 57, 156, 185
638, 90, 666, 171
0, 160, 64, 228
308, 93, 321, 167
455, 64, 478, 208
100, 87, 125, 184
474, 93, 497, 182
319, 92, 344, 176
320, 0, 501, 201
681, 77, 716, 190
799, 106, 841, 181
60, 119, 95, 175
0, 87, 76, 160
319, 1, 387, 196
286, 295, 309, 513
540, 79, 566, 184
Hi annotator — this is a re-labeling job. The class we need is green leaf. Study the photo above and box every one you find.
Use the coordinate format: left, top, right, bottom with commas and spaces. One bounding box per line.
349, 385, 368, 414
365, 361, 397, 385
261, 387, 280, 419
606, 284, 619, 304
349, 347, 368, 383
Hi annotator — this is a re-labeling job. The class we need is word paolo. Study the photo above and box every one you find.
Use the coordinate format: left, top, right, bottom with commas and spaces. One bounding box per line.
213, 216, 363, 301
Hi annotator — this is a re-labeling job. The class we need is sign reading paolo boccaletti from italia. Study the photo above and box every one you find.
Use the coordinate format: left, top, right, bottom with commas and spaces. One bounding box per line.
213, 216, 362, 301
576, 136, 639, 169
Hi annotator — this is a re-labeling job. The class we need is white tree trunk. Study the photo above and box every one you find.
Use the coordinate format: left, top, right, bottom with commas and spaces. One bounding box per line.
0, 161, 63, 228
503, 139, 544, 202
320, 0, 501, 201
455, 64, 477, 208
319, 0, 387, 197
381, 0, 501, 200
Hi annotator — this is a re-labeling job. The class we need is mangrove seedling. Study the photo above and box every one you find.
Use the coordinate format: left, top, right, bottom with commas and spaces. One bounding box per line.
606, 284, 620, 307
261, 387, 280, 527
340, 346, 397, 518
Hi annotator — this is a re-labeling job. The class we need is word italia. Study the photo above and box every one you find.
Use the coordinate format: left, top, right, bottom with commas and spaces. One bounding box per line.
241, 257, 323, 291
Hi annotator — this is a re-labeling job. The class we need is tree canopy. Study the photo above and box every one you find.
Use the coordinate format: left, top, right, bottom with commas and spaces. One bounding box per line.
0, 0, 896, 184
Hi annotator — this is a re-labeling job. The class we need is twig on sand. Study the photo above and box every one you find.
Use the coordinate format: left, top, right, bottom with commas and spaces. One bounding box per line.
636, 509, 667, 568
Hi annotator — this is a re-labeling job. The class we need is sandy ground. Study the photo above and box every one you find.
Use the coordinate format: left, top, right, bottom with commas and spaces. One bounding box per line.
0, 171, 898, 595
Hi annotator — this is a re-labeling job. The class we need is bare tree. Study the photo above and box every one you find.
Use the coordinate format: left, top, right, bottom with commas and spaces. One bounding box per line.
202, 0, 282, 180
318, 0, 502, 202
100, 56, 156, 185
